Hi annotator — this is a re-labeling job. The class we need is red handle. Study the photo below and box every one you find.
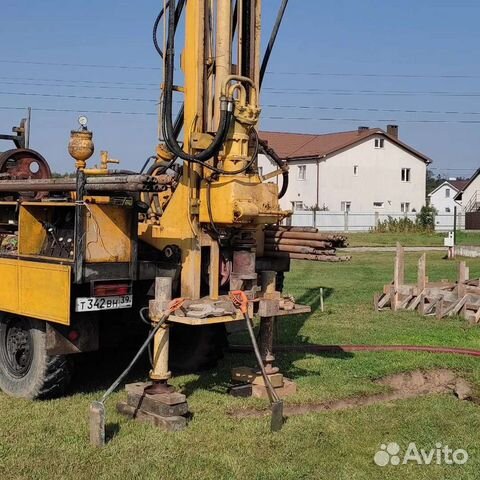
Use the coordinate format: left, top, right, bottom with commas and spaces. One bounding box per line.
230, 290, 249, 314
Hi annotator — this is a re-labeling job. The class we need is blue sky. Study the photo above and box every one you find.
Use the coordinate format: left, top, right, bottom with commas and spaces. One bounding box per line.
0, 0, 479, 177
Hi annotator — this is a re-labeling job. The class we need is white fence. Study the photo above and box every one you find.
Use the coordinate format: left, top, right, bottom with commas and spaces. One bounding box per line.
286, 211, 465, 232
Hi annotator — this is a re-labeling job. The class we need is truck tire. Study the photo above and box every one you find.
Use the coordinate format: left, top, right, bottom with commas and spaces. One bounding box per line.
0, 314, 71, 399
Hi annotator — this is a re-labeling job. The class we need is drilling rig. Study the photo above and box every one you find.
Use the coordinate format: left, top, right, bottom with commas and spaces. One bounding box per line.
0, 0, 309, 436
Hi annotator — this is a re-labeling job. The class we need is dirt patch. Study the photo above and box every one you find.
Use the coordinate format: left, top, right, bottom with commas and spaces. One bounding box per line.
230, 369, 475, 419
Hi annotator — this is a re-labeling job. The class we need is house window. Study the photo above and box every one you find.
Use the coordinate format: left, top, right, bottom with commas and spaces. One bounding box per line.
297, 165, 306, 181
401, 202, 410, 213
373, 202, 384, 209
292, 201, 304, 211
445, 207, 451, 213
258, 166, 263, 177
445, 188, 450, 198
341, 201, 352, 213
374, 138, 385, 149
401, 168, 411, 182
353, 165, 359, 176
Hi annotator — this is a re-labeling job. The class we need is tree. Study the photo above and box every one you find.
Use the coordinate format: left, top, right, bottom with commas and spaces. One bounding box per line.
426, 168, 445, 195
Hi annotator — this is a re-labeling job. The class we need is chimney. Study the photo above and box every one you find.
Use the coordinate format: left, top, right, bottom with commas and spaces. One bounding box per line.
358, 126, 369, 134
387, 124, 398, 139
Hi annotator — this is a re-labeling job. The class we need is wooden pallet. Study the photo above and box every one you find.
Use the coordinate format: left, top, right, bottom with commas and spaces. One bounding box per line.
374, 243, 480, 324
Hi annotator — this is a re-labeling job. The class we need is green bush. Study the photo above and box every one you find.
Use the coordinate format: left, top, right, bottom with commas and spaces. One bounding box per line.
373, 206, 436, 233
416, 205, 436, 231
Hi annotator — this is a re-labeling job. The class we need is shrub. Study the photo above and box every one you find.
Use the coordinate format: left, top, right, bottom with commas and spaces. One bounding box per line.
416, 205, 436, 231
373, 206, 436, 233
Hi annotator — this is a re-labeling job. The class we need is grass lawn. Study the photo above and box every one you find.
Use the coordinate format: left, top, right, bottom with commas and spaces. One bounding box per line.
1, 252, 480, 479
347, 230, 480, 247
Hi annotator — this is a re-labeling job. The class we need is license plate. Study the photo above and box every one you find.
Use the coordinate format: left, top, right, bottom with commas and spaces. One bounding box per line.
75, 295, 133, 312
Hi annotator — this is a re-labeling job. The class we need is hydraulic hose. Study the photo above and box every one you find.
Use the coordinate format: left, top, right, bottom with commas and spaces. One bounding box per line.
260, 0, 289, 89
229, 343, 480, 358
259, 137, 289, 199
153, 1, 186, 139
161, 0, 233, 168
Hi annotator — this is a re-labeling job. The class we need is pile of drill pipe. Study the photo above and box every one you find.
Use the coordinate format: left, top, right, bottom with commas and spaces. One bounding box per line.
0, 174, 172, 193
264, 226, 351, 262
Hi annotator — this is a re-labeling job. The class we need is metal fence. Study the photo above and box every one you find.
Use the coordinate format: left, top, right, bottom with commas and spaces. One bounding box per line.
286, 211, 465, 232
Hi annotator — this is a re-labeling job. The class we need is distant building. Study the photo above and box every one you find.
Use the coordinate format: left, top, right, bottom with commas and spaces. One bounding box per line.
258, 125, 431, 214
454, 169, 480, 213
428, 179, 468, 214
454, 169, 480, 229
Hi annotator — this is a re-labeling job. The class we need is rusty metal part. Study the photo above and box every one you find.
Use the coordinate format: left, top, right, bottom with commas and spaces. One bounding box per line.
144, 381, 176, 395
0, 148, 51, 199
265, 230, 347, 243
68, 129, 94, 169
232, 250, 256, 278
266, 251, 351, 262
265, 238, 332, 249
265, 245, 336, 255
266, 226, 318, 233
0, 175, 166, 194
230, 344, 480, 358
220, 254, 232, 287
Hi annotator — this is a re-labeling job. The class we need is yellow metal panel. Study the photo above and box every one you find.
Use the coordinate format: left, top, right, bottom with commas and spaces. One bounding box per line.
18, 261, 71, 325
0, 259, 71, 325
85, 204, 131, 263
0, 258, 19, 312
18, 205, 48, 255
199, 175, 285, 225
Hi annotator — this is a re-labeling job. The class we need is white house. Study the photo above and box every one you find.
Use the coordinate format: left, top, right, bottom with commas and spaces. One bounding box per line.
259, 125, 431, 215
454, 169, 480, 213
428, 179, 467, 214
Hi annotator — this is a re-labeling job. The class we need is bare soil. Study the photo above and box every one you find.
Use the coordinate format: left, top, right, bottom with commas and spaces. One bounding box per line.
231, 369, 475, 419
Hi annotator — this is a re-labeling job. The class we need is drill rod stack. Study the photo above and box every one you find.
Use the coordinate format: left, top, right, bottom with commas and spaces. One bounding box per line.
0, 174, 173, 193
264, 226, 351, 262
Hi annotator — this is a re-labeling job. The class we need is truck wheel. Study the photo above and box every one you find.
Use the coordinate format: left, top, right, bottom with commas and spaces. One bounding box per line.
0, 314, 71, 399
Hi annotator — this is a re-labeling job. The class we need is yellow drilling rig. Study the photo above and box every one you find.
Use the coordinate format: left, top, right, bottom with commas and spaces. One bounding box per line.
0, 0, 309, 439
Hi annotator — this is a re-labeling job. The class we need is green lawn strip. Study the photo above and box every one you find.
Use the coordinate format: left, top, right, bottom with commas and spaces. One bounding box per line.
346, 231, 480, 247
1, 251, 479, 479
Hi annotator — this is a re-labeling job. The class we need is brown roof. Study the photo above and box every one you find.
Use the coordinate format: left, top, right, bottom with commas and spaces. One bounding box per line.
448, 180, 469, 192
259, 128, 432, 164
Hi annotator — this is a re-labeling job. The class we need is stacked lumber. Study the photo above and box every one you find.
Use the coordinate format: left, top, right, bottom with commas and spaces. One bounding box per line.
375, 243, 480, 324
264, 226, 350, 262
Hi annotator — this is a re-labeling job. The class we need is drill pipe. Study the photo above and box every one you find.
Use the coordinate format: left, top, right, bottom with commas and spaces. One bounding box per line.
264, 244, 336, 255
265, 238, 333, 249
0, 181, 151, 193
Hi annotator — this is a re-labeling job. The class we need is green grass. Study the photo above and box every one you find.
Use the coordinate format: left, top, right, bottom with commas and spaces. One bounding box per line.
347, 230, 480, 247
1, 253, 480, 479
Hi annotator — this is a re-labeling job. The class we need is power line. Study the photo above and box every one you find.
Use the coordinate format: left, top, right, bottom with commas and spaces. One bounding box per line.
0, 80, 157, 92
0, 76, 159, 87
263, 88, 480, 97
4, 90, 480, 116
0, 105, 157, 116
262, 103, 480, 116
3, 105, 480, 124
1, 59, 480, 79
0, 91, 157, 103
0, 59, 162, 71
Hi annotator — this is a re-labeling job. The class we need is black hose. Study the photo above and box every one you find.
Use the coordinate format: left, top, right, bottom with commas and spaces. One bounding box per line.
140, 156, 156, 174
153, 0, 186, 59
153, 1, 186, 139
259, 138, 289, 199
260, 0, 289, 89
161, 0, 233, 169
278, 171, 289, 200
